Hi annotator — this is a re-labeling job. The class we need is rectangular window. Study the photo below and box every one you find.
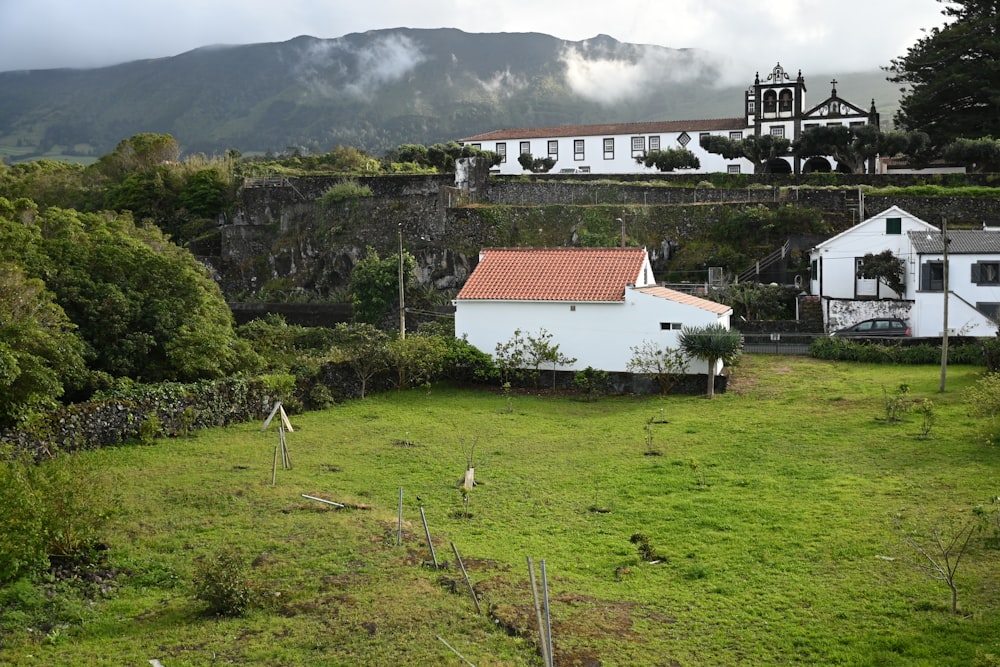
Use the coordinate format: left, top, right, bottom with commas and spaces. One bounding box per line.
547, 140, 558, 157
920, 261, 945, 291
471, 143, 481, 150
770, 126, 785, 138
977, 302, 1000, 321
850, 121, 866, 127
729, 131, 743, 140
885, 217, 902, 235
659, 322, 683, 330
803, 123, 819, 130
699, 132, 710, 144
649, 135, 660, 151
811, 259, 819, 278
972, 262, 1000, 285
748, 100, 756, 114
631, 136, 645, 156
496, 142, 506, 163
519, 141, 530, 156
727, 165, 741, 174
574, 139, 585, 160
603, 138, 614, 160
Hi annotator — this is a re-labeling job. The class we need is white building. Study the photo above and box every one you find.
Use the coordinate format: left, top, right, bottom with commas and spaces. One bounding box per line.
809, 206, 1000, 337
459, 63, 879, 176
454, 247, 732, 374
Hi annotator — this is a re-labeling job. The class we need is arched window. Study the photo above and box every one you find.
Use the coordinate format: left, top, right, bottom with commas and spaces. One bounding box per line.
763, 90, 777, 114
779, 89, 793, 113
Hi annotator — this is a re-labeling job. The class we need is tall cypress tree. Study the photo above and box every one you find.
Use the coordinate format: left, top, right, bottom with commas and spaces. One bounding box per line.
886, 0, 1000, 146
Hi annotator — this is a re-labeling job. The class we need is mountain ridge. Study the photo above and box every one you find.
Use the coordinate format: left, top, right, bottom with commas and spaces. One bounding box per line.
0, 28, 900, 163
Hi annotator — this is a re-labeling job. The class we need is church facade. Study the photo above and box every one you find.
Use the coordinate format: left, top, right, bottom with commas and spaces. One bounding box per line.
458, 63, 879, 176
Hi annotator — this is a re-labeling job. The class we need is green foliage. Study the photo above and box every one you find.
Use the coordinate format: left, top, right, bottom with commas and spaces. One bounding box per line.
712, 282, 800, 321
915, 400, 937, 437
882, 383, 911, 423
349, 246, 414, 327
942, 137, 1000, 173
700, 134, 791, 173
678, 325, 744, 398
516, 152, 557, 173
318, 179, 373, 209
857, 250, 906, 295
387, 334, 448, 390
964, 372, 1000, 428
810, 338, 986, 366
138, 415, 163, 445
0, 450, 116, 584
626, 341, 689, 395
332, 322, 391, 398
635, 148, 700, 172
792, 125, 886, 173
0, 262, 87, 428
192, 550, 260, 617
573, 366, 611, 401
887, 0, 1000, 146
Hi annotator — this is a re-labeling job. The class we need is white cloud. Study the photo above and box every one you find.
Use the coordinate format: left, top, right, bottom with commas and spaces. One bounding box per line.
292, 33, 428, 100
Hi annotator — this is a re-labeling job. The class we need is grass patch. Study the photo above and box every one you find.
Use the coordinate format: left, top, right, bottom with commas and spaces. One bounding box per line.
1, 356, 999, 665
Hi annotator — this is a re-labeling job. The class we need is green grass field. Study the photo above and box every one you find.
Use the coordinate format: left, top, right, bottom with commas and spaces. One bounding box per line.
2, 355, 999, 666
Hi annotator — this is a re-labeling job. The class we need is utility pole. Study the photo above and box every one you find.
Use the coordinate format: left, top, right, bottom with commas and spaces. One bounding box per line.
940, 218, 949, 392
398, 223, 406, 339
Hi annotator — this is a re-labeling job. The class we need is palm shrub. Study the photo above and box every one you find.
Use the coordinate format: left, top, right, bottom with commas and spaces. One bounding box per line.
678, 324, 744, 398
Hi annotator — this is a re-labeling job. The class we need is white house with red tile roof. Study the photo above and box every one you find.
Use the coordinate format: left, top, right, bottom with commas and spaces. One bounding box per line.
454, 247, 733, 374
458, 63, 879, 176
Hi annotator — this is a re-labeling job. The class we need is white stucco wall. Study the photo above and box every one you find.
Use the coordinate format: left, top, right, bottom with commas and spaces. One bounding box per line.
908, 254, 1000, 337
810, 208, 938, 300
455, 289, 730, 374
470, 131, 753, 176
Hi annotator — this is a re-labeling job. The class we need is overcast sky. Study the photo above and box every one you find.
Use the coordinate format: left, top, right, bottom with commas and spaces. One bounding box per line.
0, 0, 949, 76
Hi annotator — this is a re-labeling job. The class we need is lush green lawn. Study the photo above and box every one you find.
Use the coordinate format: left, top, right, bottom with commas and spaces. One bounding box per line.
2, 356, 999, 666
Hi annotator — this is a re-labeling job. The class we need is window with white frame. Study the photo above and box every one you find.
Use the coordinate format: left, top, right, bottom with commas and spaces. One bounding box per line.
496, 142, 506, 163
603, 138, 614, 159
631, 136, 645, 155
770, 126, 785, 138
547, 140, 558, 157
519, 141, 530, 156
729, 131, 743, 140
574, 139, 585, 160
470, 143, 481, 149
727, 165, 741, 174
659, 322, 683, 330
649, 136, 660, 151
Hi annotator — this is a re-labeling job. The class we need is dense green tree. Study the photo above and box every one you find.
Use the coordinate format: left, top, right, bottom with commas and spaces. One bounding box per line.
887, 0, 1000, 146
700, 134, 791, 173
0, 204, 252, 384
349, 246, 415, 327
517, 152, 557, 173
635, 148, 700, 172
332, 322, 391, 398
0, 262, 87, 427
678, 324, 743, 399
942, 136, 1000, 172
791, 125, 882, 173
858, 250, 907, 295
94, 133, 181, 180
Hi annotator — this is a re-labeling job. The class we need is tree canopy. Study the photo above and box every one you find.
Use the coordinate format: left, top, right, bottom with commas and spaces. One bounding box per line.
700, 134, 791, 173
886, 0, 1000, 146
635, 148, 700, 172
678, 324, 743, 399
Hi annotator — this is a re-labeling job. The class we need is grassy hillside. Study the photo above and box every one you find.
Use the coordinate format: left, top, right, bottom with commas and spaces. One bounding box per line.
1, 356, 997, 665
0, 29, 901, 164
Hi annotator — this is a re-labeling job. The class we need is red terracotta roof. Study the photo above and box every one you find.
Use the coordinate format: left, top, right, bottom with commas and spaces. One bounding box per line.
632, 286, 732, 315
460, 118, 748, 143
456, 247, 648, 302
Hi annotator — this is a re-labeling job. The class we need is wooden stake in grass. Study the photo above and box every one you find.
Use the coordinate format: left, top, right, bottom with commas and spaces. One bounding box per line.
436, 635, 476, 667
451, 541, 481, 614
419, 506, 438, 568
271, 446, 278, 486
397, 487, 403, 546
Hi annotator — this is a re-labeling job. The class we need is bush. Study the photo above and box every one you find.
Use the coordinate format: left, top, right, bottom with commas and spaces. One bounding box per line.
809, 338, 986, 365
192, 550, 259, 617
0, 449, 116, 584
317, 179, 372, 209
574, 367, 611, 400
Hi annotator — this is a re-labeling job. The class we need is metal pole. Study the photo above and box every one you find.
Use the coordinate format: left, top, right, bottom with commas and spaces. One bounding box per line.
940, 218, 950, 393
527, 557, 549, 667
398, 223, 406, 339
436, 635, 476, 667
541, 560, 554, 667
397, 487, 403, 546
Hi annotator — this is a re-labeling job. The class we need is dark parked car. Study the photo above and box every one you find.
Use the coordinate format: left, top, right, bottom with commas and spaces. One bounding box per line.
832, 318, 912, 337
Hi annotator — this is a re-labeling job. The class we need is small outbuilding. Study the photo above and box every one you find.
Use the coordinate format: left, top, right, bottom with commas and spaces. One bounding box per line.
454, 247, 733, 374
